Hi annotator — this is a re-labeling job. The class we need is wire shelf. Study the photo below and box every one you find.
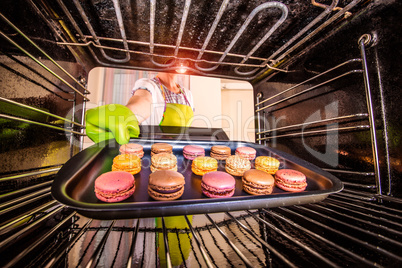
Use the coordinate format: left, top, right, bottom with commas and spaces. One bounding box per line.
2, 192, 401, 267
36, 0, 364, 79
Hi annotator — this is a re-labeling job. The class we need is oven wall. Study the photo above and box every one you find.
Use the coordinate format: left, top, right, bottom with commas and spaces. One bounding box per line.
253, 0, 402, 197
0, 6, 89, 188
0, 55, 86, 173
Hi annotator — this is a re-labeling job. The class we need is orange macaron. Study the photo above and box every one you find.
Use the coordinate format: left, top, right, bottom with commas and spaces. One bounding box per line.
112, 154, 141, 175
191, 156, 218, 176
210, 145, 231, 160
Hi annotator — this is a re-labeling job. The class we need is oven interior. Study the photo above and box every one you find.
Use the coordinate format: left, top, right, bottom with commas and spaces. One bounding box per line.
0, 0, 401, 267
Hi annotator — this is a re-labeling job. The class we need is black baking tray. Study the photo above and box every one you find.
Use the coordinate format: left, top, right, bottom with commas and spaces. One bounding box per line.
52, 139, 343, 219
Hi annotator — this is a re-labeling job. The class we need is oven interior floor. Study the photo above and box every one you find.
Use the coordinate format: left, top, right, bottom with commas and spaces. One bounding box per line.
1, 190, 401, 267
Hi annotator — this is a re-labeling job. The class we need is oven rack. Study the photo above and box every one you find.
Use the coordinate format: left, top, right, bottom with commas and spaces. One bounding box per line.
25, 0, 363, 80
1, 183, 401, 267
255, 36, 385, 196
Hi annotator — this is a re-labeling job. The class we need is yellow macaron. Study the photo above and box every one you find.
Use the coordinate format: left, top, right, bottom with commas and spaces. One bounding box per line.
191, 156, 218, 176
255, 156, 280, 174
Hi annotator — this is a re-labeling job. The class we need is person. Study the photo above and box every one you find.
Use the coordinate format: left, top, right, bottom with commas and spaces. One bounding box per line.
85, 71, 194, 145
127, 72, 194, 127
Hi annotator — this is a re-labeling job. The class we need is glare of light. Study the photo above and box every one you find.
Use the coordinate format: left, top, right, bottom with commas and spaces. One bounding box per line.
176, 63, 187, 74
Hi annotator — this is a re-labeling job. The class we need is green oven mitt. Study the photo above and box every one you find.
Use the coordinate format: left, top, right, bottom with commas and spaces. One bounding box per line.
85, 104, 140, 145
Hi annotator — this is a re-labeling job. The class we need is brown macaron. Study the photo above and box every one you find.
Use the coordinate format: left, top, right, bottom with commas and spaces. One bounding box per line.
242, 169, 275, 195
151, 143, 173, 156
225, 155, 251, 176
210, 145, 231, 160
151, 153, 177, 172
148, 170, 185, 201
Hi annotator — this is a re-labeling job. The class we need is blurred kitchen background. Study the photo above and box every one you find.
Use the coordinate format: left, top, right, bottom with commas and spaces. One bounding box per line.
86, 68, 255, 144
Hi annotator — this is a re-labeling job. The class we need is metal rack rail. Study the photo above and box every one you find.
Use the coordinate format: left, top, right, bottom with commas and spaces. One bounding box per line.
0, 12, 88, 95
0, 166, 61, 183
255, 59, 363, 112
0, 114, 84, 136
0, 25, 88, 99
0, 17, 87, 94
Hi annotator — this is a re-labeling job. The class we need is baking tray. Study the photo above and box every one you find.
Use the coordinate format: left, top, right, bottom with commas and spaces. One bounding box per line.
51, 139, 343, 219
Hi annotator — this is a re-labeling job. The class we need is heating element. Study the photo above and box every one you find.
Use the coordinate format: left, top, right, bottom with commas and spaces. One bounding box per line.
1, 0, 401, 267
0, 0, 366, 79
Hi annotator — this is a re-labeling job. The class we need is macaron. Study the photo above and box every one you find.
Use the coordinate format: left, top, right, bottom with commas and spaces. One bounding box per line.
275, 169, 307, 192
201, 171, 235, 198
210, 145, 231, 160
94, 171, 135, 202
242, 169, 275, 195
112, 154, 141, 175
148, 170, 185, 201
151, 143, 173, 156
151, 153, 177, 172
183, 145, 205, 160
235, 146, 257, 160
119, 143, 144, 158
191, 156, 218, 176
255, 156, 280, 174
225, 155, 251, 176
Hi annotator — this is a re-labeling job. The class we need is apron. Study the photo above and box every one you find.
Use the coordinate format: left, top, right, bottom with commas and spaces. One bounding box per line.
156, 77, 194, 127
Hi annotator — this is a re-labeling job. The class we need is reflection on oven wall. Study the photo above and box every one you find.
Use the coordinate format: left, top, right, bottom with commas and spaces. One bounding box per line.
0, 54, 85, 176
84, 68, 255, 148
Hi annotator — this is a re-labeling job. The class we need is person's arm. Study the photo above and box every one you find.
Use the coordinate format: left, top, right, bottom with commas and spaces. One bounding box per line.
85, 80, 155, 145
126, 88, 152, 124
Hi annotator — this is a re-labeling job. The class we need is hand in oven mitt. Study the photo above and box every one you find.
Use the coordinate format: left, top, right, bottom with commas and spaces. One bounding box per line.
85, 104, 140, 145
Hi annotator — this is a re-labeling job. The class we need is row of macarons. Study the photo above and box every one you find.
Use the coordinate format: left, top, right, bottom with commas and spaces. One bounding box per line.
94, 167, 307, 203
93, 143, 307, 203
119, 142, 260, 161
117, 142, 282, 175
112, 146, 281, 178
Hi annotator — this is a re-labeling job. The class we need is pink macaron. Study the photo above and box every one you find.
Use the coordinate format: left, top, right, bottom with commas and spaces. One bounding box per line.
183, 145, 205, 160
275, 169, 307, 192
201, 171, 236, 198
119, 143, 144, 158
235, 146, 257, 160
94, 171, 135, 202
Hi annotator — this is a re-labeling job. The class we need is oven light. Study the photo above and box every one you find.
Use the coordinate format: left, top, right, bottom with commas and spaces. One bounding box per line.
175, 61, 189, 74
